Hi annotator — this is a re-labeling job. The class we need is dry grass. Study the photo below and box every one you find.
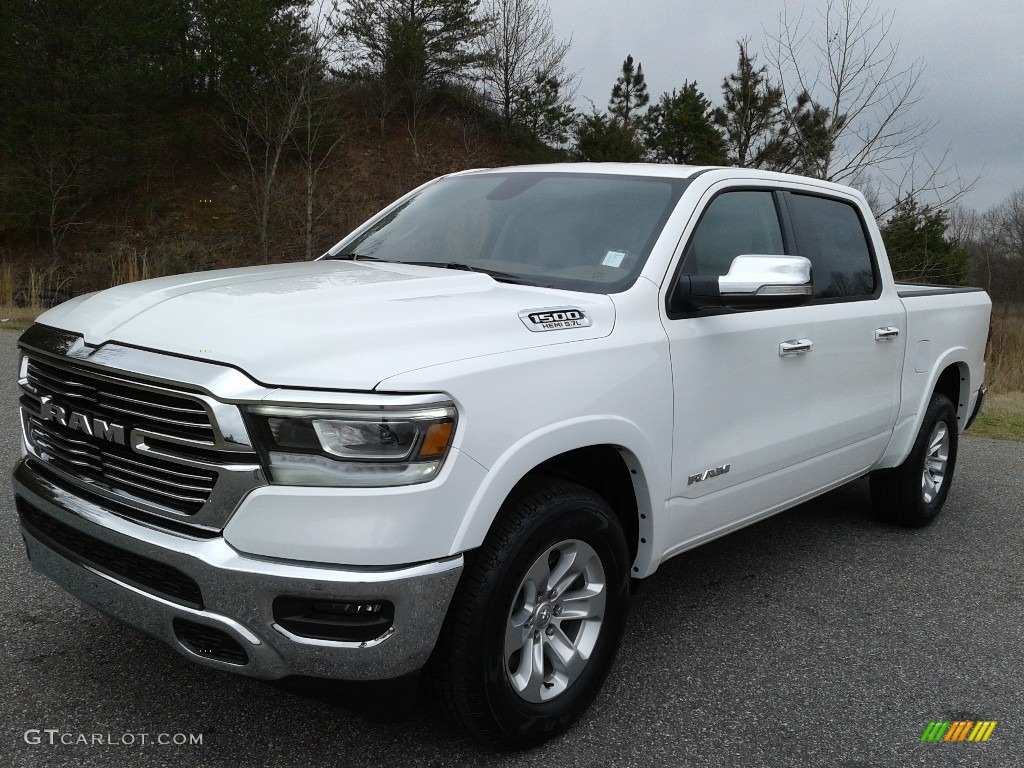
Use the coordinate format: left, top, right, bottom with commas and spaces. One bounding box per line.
967, 391, 1024, 442
0, 262, 13, 305
27, 264, 72, 303
0, 306, 42, 331
986, 303, 1024, 394
109, 243, 151, 285
972, 303, 1024, 440
0, 262, 70, 330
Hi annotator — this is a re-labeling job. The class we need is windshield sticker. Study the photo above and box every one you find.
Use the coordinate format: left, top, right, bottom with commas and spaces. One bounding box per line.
519, 307, 593, 332
601, 250, 627, 268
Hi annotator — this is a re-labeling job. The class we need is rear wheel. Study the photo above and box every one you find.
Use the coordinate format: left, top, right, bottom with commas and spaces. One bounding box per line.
871, 393, 959, 527
429, 478, 631, 747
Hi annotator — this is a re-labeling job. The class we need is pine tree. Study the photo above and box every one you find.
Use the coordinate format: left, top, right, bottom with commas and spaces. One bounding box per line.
574, 111, 645, 162
645, 83, 725, 165
881, 197, 967, 284
1, 0, 309, 254
342, 0, 486, 106
341, 0, 486, 154
783, 90, 846, 178
713, 40, 789, 169
194, 0, 307, 95
608, 55, 649, 126
513, 73, 576, 146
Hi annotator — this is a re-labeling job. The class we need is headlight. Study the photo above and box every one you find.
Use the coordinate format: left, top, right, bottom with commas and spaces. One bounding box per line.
248, 404, 456, 487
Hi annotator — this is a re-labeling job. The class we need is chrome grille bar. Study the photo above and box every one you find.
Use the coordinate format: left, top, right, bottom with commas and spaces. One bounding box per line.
102, 452, 213, 483
101, 390, 211, 414
102, 461, 213, 495
102, 471, 210, 505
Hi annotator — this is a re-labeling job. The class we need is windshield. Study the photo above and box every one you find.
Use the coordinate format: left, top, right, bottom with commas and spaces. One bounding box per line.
327, 172, 689, 293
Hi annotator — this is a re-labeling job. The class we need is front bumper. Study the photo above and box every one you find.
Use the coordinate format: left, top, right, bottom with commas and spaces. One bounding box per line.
12, 458, 462, 681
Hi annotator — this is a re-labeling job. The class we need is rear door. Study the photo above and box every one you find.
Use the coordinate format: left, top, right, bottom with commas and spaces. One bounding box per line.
781, 190, 905, 475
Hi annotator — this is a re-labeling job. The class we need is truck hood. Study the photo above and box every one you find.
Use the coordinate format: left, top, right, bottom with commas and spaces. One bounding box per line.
37, 261, 615, 390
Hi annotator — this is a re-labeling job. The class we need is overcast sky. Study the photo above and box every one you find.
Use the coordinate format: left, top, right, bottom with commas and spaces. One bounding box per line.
545, 0, 1023, 212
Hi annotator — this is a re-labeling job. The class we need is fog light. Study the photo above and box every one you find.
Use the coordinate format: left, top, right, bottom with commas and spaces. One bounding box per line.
273, 596, 395, 643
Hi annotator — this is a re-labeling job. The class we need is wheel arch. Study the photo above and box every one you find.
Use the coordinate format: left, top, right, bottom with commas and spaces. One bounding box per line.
878, 351, 974, 470
528, 446, 642, 573
933, 360, 971, 428
449, 418, 664, 578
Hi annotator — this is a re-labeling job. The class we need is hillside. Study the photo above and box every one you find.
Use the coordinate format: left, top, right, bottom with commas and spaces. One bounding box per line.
0, 91, 564, 308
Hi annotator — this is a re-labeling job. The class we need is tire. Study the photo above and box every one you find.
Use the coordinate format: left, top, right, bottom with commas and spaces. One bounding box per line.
428, 478, 631, 748
870, 393, 959, 527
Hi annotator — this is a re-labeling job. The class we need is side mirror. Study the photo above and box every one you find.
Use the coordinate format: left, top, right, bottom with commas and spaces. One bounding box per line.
671, 255, 813, 311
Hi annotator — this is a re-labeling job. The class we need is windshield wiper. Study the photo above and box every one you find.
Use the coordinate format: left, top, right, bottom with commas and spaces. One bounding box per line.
400, 261, 531, 284
326, 255, 534, 284
323, 253, 386, 262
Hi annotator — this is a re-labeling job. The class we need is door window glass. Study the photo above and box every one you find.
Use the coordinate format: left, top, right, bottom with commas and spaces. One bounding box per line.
682, 191, 784, 276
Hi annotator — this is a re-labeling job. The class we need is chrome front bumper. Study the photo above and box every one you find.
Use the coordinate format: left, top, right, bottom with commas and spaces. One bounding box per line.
13, 458, 463, 681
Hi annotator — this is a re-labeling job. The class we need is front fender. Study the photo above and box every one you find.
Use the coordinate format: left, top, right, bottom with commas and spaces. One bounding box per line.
449, 416, 668, 577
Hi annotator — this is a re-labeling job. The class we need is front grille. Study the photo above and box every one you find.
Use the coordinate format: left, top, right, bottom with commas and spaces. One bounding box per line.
26, 356, 215, 443
20, 354, 220, 515
18, 499, 204, 609
173, 619, 249, 665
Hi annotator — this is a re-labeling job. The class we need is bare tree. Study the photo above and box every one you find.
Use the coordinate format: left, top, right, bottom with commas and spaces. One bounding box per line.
35, 153, 92, 258
292, 8, 349, 260
946, 204, 978, 248
765, 0, 970, 210
219, 66, 306, 263
955, 190, 1024, 298
996, 189, 1024, 259
954, 206, 996, 293
10, 121, 101, 260
479, 0, 574, 132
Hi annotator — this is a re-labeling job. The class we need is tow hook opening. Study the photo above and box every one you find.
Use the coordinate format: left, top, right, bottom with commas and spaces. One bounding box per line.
173, 618, 250, 665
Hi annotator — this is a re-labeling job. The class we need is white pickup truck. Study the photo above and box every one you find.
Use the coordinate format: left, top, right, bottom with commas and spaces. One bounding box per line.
13, 164, 990, 746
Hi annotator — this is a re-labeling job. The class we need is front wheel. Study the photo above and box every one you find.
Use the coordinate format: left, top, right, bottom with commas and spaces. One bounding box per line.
428, 478, 631, 747
870, 393, 959, 527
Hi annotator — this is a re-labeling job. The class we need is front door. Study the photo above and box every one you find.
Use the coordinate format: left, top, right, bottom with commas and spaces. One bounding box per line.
661, 182, 904, 555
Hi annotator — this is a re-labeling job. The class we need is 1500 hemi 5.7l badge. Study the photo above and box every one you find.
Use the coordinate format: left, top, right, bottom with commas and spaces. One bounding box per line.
519, 307, 592, 332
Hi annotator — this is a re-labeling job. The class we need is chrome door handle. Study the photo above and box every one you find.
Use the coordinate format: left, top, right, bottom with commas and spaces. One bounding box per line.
779, 339, 814, 356
875, 326, 900, 341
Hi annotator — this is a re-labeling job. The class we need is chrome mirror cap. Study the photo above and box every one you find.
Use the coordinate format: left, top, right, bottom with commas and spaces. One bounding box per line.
719, 255, 812, 296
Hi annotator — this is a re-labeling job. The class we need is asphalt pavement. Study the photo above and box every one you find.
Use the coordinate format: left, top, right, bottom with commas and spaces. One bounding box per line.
1, 328, 1022, 768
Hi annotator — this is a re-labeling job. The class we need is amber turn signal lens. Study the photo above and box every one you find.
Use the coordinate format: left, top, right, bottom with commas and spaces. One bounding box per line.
418, 421, 454, 458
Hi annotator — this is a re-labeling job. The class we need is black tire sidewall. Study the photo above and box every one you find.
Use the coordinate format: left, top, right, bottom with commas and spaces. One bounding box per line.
873, 393, 959, 526
914, 395, 959, 517
470, 486, 631, 744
